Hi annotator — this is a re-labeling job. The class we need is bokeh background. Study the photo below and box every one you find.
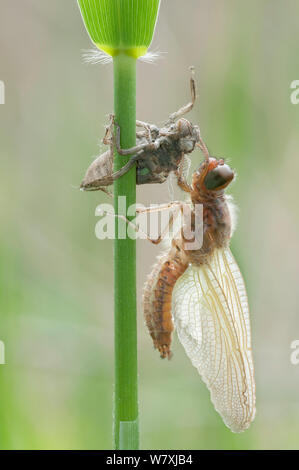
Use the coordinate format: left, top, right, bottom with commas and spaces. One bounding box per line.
1, 0, 299, 450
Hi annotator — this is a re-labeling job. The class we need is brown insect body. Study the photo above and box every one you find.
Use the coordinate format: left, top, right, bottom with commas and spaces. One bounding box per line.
81, 149, 113, 190
85, 132, 255, 431
143, 155, 234, 359
188, 157, 233, 263
143, 243, 189, 359
80, 136, 146, 191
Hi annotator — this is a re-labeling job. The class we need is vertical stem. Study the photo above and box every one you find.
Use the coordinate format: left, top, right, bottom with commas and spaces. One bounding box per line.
113, 54, 139, 450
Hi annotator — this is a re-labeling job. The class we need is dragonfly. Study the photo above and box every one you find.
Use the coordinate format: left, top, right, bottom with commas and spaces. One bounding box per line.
139, 136, 256, 433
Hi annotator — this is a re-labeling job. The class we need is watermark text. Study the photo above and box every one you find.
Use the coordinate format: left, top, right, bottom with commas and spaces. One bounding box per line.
0, 80, 5, 104
290, 340, 299, 365
95, 198, 203, 250
0, 340, 5, 364
290, 80, 299, 104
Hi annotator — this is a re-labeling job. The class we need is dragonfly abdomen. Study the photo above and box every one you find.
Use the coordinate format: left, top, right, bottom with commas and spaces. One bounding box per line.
143, 248, 188, 359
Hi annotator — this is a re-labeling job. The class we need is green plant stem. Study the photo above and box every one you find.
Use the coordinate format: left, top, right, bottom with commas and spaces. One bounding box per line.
113, 53, 139, 450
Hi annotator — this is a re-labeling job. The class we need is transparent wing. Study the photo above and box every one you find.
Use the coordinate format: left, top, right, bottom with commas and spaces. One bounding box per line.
172, 247, 256, 432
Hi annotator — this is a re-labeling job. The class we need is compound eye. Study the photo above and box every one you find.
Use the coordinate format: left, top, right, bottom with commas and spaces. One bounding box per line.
204, 164, 234, 190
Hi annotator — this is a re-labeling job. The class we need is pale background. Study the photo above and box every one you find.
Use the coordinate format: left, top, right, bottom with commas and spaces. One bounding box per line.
0, 0, 299, 449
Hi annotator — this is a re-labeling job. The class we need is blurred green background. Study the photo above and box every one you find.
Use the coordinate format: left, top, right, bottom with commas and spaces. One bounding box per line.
1, 0, 299, 450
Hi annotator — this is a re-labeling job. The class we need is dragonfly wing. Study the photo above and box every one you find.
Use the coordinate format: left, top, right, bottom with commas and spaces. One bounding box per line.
172, 247, 256, 432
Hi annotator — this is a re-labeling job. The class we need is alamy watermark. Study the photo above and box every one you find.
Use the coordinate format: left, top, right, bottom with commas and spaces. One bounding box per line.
0, 80, 5, 104
0, 340, 5, 364
290, 80, 299, 104
95, 197, 203, 250
290, 340, 299, 365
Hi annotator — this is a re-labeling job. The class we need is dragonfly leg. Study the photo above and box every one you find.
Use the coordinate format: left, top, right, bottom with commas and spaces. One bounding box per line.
196, 135, 210, 161
96, 209, 162, 244
175, 155, 193, 193
82, 186, 113, 197
102, 114, 115, 146
137, 202, 189, 244
99, 202, 184, 245
114, 123, 157, 156
136, 120, 153, 142
165, 67, 196, 124
136, 201, 183, 214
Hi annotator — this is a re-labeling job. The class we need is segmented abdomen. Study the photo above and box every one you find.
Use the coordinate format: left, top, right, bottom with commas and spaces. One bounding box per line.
81, 149, 113, 190
143, 249, 188, 359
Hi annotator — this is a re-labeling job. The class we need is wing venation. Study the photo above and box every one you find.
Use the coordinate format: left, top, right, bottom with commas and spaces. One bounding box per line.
172, 247, 256, 432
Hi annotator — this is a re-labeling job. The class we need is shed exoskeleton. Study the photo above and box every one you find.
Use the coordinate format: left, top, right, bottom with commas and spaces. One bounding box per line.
80, 69, 201, 193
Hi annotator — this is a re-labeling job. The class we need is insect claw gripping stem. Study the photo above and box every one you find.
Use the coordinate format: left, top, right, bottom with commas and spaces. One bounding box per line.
102, 114, 115, 146
114, 122, 156, 156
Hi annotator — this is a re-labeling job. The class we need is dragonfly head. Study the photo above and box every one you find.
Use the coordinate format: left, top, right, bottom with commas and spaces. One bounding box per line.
193, 157, 235, 194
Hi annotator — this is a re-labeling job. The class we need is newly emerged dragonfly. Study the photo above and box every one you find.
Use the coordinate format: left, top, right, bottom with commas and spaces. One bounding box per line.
139, 137, 256, 433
